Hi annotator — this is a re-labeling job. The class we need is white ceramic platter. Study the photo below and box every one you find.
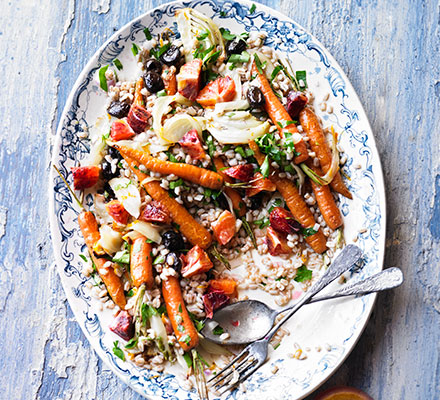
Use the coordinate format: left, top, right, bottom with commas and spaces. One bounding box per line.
49, 1, 386, 399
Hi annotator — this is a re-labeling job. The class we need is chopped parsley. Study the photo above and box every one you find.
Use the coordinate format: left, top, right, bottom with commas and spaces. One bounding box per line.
125, 288, 135, 298
150, 43, 171, 59
180, 334, 192, 345
113, 58, 123, 70
98, 65, 109, 92
143, 27, 152, 40
79, 254, 88, 263
270, 65, 283, 82
112, 341, 125, 361
166, 151, 179, 163
178, 303, 182, 313
294, 265, 313, 282
197, 30, 210, 40
188, 312, 205, 332
301, 227, 317, 237
296, 70, 307, 90
131, 43, 140, 56
254, 218, 270, 228
141, 303, 159, 323
169, 178, 186, 190
249, 3, 256, 14
212, 326, 225, 335
124, 338, 138, 349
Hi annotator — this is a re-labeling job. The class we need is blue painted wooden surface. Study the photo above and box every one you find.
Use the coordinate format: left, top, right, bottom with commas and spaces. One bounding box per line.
0, 0, 438, 399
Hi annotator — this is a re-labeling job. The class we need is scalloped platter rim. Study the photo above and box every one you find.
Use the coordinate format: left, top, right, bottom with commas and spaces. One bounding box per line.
49, 1, 386, 399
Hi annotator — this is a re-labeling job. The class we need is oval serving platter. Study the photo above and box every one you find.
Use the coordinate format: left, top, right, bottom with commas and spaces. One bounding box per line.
49, 1, 386, 399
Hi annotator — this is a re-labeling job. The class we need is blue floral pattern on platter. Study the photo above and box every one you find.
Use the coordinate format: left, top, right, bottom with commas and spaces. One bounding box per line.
49, 1, 386, 399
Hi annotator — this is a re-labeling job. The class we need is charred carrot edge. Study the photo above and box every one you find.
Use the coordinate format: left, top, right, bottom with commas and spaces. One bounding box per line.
299, 107, 352, 199
78, 211, 126, 308
115, 145, 224, 190
163, 66, 177, 96
308, 163, 343, 230
133, 77, 145, 106
130, 236, 154, 288
162, 276, 199, 351
251, 62, 309, 164
249, 141, 327, 253
213, 157, 246, 217
123, 155, 212, 249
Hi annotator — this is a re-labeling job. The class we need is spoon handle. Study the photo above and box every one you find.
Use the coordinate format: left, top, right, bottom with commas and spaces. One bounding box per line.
264, 244, 363, 342
309, 267, 403, 304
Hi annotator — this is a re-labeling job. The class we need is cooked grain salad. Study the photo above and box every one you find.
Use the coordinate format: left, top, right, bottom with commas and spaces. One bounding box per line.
62, 7, 351, 396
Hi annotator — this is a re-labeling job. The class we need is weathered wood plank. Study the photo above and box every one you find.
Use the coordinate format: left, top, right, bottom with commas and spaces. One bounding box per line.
0, 0, 438, 399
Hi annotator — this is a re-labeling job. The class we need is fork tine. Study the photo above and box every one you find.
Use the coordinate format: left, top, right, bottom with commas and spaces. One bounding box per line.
207, 347, 249, 384
219, 359, 259, 395
211, 355, 252, 391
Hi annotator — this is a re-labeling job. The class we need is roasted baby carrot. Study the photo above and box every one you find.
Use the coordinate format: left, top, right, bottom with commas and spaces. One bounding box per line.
308, 163, 343, 230
251, 62, 309, 164
122, 155, 212, 249
249, 141, 327, 253
77, 211, 126, 308
213, 157, 246, 217
162, 276, 199, 351
299, 107, 352, 199
162, 66, 177, 95
130, 236, 154, 288
114, 145, 224, 190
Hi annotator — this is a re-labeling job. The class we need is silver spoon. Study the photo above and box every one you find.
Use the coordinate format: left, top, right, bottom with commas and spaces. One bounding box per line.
202, 267, 403, 345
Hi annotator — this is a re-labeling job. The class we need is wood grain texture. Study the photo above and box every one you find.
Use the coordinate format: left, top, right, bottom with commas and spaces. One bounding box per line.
0, 0, 438, 399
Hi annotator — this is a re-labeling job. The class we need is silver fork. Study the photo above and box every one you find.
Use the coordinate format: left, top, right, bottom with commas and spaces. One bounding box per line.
207, 244, 363, 395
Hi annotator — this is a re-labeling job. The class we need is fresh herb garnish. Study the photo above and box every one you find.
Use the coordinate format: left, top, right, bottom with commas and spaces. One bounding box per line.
124, 338, 138, 349
254, 53, 264, 74
141, 303, 159, 323
112, 341, 125, 361
153, 255, 165, 265
98, 65, 109, 92
188, 312, 205, 332
79, 254, 88, 262
206, 134, 216, 158
125, 288, 135, 298
228, 51, 250, 69
112, 248, 130, 265
166, 151, 179, 163
296, 70, 307, 90
150, 43, 171, 59
183, 352, 193, 368
268, 198, 283, 214
178, 303, 183, 313
253, 218, 270, 228
220, 10, 227, 17
277, 120, 297, 129
180, 334, 192, 345
169, 178, 185, 190
197, 30, 210, 40
294, 265, 313, 282
209, 244, 231, 269
260, 155, 270, 178
131, 43, 140, 56
250, 3, 256, 13
113, 58, 123, 70
212, 326, 225, 335
241, 217, 257, 249
301, 227, 317, 237
204, 50, 221, 65
270, 65, 283, 82
143, 27, 152, 40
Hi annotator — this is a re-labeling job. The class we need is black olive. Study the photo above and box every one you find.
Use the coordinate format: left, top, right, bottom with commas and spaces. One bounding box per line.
162, 230, 185, 251
108, 146, 122, 161
143, 71, 164, 93
144, 58, 162, 74
247, 86, 265, 108
101, 161, 119, 181
98, 182, 116, 201
107, 101, 130, 118
249, 192, 264, 209
166, 252, 182, 273
160, 46, 182, 66
226, 38, 247, 55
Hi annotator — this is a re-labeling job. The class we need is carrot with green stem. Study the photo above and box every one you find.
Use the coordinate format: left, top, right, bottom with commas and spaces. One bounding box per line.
251, 61, 309, 164
162, 276, 199, 351
114, 144, 224, 190
121, 155, 212, 249
130, 235, 154, 288
53, 165, 127, 308
299, 107, 352, 199
248, 142, 327, 253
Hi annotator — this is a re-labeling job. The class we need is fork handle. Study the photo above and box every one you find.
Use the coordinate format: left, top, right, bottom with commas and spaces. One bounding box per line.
264, 244, 363, 342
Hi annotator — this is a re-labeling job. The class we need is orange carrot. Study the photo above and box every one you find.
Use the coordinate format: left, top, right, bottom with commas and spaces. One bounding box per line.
162, 66, 177, 95
122, 155, 212, 249
133, 77, 145, 106
299, 107, 352, 199
162, 276, 199, 351
308, 163, 343, 230
213, 157, 246, 217
77, 211, 126, 308
130, 236, 154, 288
114, 145, 224, 190
251, 62, 309, 164
249, 141, 327, 253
